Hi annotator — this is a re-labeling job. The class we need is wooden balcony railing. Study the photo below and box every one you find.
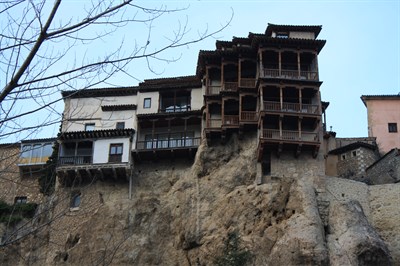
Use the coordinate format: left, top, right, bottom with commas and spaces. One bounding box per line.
136, 137, 201, 150
206, 85, 221, 95
262, 69, 318, 81
239, 78, 256, 88
262, 101, 319, 114
240, 111, 257, 122
222, 82, 238, 92
58, 155, 93, 165
261, 129, 319, 142
206, 118, 222, 128
223, 115, 239, 126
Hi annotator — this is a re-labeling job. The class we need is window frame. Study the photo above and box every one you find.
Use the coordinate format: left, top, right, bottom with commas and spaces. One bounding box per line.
70, 191, 81, 209
143, 98, 151, 109
388, 123, 398, 133
15, 196, 27, 204
85, 123, 95, 131
109, 143, 123, 162
116, 122, 125, 130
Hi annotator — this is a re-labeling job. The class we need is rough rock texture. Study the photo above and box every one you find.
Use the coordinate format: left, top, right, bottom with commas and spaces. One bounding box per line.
327, 200, 391, 266
0, 134, 394, 265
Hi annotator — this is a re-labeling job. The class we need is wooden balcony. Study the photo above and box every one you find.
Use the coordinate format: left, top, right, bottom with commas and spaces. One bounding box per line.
240, 111, 258, 123
222, 82, 238, 92
261, 129, 319, 143
58, 155, 92, 165
135, 137, 200, 160
262, 69, 318, 81
239, 78, 256, 88
223, 115, 239, 127
56, 155, 131, 186
136, 137, 200, 151
262, 101, 319, 115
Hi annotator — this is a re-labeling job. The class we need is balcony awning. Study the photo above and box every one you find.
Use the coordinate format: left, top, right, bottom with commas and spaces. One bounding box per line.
58, 129, 135, 140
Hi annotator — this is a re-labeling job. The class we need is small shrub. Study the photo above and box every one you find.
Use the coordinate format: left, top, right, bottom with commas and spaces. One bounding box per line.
214, 231, 252, 266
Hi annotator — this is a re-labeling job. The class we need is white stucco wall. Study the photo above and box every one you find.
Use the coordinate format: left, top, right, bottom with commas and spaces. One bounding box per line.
63, 95, 137, 132
289, 31, 315, 39
136, 91, 159, 114
191, 88, 204, 110
101, 110, 136, 129
93, 138, 131, 164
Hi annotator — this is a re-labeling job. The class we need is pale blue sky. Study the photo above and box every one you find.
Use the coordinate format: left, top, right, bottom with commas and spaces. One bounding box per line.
1, 0, 399, 142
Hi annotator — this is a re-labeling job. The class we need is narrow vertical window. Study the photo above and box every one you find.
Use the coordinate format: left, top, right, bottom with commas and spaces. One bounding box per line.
109, 143, 123, 162
143, 98, 151, 109
70, 191, 81, 208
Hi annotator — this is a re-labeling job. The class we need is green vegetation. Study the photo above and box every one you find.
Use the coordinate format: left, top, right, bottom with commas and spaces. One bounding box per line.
214, 231, 252, 266
0, 200, 37, 226
39, 141, 59, 195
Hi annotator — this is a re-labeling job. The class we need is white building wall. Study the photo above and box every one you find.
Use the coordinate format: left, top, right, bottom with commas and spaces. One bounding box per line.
63, 95, 137, 132
289, 31, 315, 39
101, 110, 136, 129
93, 138, 131, 164
136, 91, 159, 114
191, 88, 204, 110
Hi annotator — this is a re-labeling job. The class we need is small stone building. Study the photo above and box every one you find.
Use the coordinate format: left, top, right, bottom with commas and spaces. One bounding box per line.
328, 142, 379, 183
366, 148, 400, 185
0, 139, 55, 205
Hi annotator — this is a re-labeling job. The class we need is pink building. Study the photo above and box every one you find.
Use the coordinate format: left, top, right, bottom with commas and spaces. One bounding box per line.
361, 95, 400, 154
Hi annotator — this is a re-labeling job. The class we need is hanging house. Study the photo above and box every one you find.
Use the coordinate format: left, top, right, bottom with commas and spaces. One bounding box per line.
197, 24, 326, 159
134, 76, 203, 161
56, 88, 137, 186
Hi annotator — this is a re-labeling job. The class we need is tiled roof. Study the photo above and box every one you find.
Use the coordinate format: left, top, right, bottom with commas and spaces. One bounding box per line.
139, 76, 201, 91
361, 94, 400, 106
328, 141, 377, 155
366, 148, 399, 170
62, 87, 138, 99
101, 104, 137, 112
58, 129, 135, 140
21, 137, 57, 144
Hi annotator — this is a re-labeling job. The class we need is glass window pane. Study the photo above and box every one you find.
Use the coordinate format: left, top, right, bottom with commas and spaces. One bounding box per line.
42, 143, 53, 157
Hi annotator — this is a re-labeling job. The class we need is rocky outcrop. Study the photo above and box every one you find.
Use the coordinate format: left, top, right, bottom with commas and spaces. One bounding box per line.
327, 200, 391, 266
0, 134, 394, 265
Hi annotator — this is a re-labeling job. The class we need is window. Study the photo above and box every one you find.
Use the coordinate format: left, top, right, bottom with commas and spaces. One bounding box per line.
276, 32, 289, 38
109, 143, 123, 162
143, 98, 151, 109
70, 191, 81, 208
20, 142, 53, 164
388, 123, 398, 133
15, 196, 27, 204
341, 154, 346, 160
85, 123, 95, 131
352, 151, 357, 157
116, 122, 125, 129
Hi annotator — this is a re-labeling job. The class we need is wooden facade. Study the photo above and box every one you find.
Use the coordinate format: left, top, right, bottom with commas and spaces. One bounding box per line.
198, 23, 325, 159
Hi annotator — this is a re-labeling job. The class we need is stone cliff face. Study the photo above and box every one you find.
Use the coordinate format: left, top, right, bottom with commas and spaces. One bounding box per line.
0, 134, 393, 265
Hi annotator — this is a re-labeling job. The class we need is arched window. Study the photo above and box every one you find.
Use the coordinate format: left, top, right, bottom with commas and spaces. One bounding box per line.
70, 192, 81, 208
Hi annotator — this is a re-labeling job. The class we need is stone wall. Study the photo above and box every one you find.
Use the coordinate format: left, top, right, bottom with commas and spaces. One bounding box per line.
336, 147, 378, 183
0, 144, 43, 205
367, 148, 400, 184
